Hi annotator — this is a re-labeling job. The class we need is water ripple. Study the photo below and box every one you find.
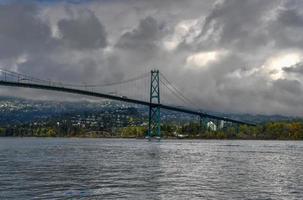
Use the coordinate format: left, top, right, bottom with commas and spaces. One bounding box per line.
0, 138, 302, 199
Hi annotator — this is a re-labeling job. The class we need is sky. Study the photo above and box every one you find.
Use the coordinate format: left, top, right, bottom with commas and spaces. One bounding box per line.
1, 0, 303, 116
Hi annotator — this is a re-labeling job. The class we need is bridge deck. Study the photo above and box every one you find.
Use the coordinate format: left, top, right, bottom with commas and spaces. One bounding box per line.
0, 80, 255, 126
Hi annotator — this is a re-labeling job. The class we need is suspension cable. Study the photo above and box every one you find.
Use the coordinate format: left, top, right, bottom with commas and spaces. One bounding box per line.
160, 78, 191, 106
0, 68, 149, 89
64, 72, 150, 88
160, 72, 200, 108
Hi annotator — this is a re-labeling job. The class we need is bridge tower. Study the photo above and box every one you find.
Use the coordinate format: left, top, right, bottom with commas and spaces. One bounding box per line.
148, 69, 161, 139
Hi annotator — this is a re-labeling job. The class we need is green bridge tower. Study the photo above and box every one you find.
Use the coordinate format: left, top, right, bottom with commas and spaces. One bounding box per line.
147, 69, 161, 139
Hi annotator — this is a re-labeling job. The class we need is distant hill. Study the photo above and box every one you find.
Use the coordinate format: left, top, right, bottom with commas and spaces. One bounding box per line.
0, 96, 299, 125
207, 112, 299, 124
0, 96, 141, 125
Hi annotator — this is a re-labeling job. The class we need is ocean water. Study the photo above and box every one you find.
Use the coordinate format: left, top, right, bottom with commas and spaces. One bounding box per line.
0, 138, 302, 199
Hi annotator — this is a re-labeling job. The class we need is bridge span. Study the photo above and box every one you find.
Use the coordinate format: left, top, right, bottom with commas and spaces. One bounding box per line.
0, 80, 254, 126
0, 69, 255, 139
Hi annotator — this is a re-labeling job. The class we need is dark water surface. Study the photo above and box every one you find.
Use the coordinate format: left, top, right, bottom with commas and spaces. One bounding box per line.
0, 138, 302, 199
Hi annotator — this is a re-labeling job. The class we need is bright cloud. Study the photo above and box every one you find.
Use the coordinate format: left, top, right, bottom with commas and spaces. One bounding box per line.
186, 50, 227, 68
163, 19, 201, 51
263, 52, 302, 80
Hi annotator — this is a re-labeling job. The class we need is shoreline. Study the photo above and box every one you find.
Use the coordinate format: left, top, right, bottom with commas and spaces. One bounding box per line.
1, 136, 302, 141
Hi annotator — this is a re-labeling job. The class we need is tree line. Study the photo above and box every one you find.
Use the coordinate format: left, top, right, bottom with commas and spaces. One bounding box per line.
1, 120, 303, 140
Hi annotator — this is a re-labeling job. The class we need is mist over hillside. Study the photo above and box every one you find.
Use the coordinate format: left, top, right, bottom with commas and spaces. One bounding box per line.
0, 96, 298, 125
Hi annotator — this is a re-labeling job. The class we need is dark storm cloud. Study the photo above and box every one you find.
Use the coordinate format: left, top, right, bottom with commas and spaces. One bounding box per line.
0, 1, 108, 71
17, 53, 99, 83
273, 79, 302, 95
194, 0, 277, 52
0, 2, 109, 82
116, 16, 163, 51
283, 62, 303, 74
113, 16, 169, 74
0, 3, 53, 59
1, 0, 303, 116
265, 5, 303, 50
278, 8, 303, 27
58, 10, 107, 50
165, 0, 303, 116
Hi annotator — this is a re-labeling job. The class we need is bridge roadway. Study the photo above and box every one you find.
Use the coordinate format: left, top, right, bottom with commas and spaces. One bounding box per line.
0, 80, 255, 126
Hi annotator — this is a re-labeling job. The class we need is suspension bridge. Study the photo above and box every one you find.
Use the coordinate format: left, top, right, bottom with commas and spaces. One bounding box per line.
0, 68, 255, 139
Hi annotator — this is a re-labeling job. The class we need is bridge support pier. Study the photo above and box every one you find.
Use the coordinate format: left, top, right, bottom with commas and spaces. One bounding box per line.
148, 69, 161, 139
199, 115, 207, 133
216, 119, 220, 131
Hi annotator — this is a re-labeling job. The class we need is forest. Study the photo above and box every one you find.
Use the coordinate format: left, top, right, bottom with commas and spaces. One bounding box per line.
1, 120, 303, 140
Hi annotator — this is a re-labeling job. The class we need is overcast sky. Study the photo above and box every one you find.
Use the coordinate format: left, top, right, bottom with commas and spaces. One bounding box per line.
1, 0, 303, 116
